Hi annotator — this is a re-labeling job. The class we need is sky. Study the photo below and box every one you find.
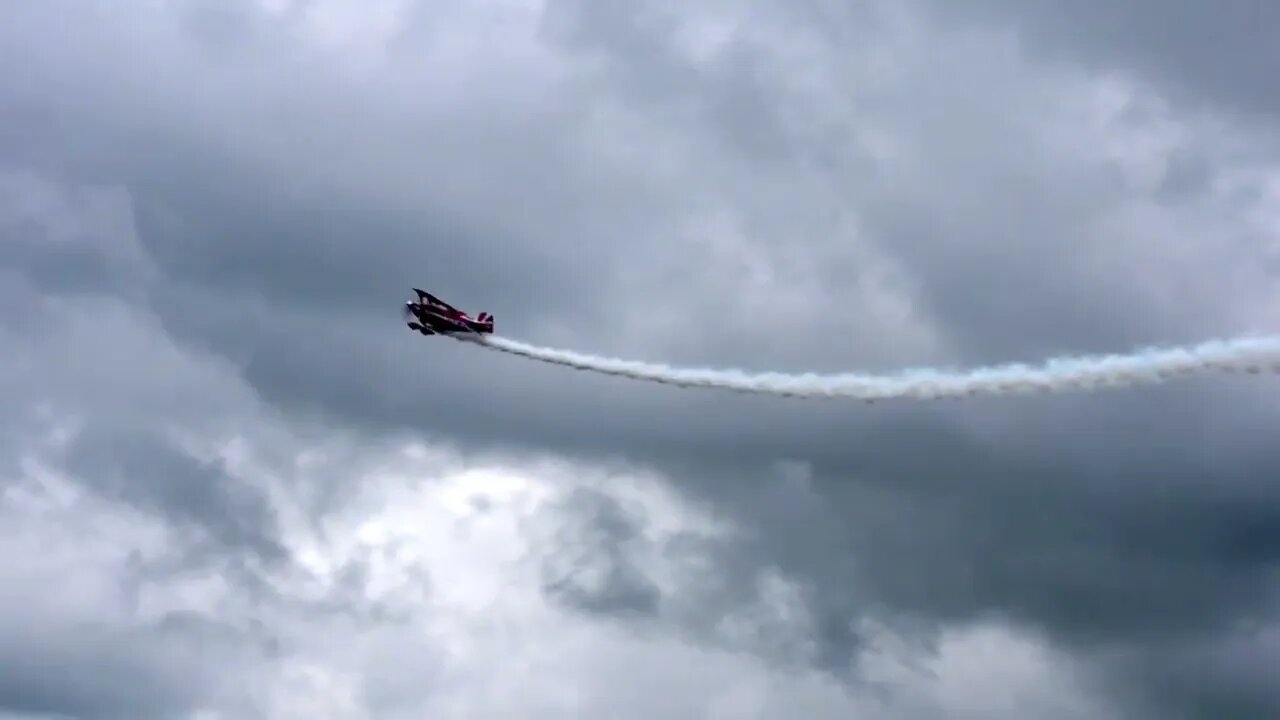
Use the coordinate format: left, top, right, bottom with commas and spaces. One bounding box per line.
2, 0, 1279, 718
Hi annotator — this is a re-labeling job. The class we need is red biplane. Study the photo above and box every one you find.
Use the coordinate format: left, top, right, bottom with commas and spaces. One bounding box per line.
404, 288, 494, 336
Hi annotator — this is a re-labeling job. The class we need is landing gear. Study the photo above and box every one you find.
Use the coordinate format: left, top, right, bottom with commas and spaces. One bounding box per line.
407, 322, 435, 336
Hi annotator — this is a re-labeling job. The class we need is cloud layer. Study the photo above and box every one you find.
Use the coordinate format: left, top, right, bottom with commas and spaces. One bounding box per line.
2, 0, 1279, 718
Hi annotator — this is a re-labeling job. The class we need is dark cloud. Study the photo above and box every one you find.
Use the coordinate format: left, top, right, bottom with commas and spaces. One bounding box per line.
60, 424, 287, 564
2, 0, 1279, 717
1115, 629, 1280, 718
534, 487, 662, 617
0, 624, 203, 720
924, 0, 1280, 123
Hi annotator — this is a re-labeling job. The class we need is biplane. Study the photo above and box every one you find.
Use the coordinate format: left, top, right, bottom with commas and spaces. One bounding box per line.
404, 288, 494, 336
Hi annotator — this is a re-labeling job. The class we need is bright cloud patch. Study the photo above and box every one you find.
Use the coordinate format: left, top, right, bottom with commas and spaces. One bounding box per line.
3, 409, 1116, 719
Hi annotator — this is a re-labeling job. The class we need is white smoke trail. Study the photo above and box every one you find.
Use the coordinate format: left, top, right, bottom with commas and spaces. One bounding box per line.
454, 334, 1280, 401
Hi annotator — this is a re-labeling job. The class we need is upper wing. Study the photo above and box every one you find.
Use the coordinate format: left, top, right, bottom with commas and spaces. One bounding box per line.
413, 288, 461, 313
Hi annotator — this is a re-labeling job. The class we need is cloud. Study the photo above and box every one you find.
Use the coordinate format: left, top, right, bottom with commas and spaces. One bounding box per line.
2, 0, 1279, 717
924, 0, 1280, 123
3, 383, 1119, 718
533, 486, 663, 617
0, 458, 271, 719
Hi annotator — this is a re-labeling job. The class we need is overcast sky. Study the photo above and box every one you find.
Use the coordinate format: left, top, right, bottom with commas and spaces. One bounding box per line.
3, 1, 1280, 718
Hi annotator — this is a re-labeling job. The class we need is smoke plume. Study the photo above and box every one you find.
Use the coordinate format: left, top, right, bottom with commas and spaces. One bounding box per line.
458, 334, 1280, 401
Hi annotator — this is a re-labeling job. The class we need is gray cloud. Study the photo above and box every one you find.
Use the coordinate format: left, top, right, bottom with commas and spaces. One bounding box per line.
534, 487, 662, 618
2, 0, 1279, 717
59, 424, 287, 564
925, 0, 1280, 123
